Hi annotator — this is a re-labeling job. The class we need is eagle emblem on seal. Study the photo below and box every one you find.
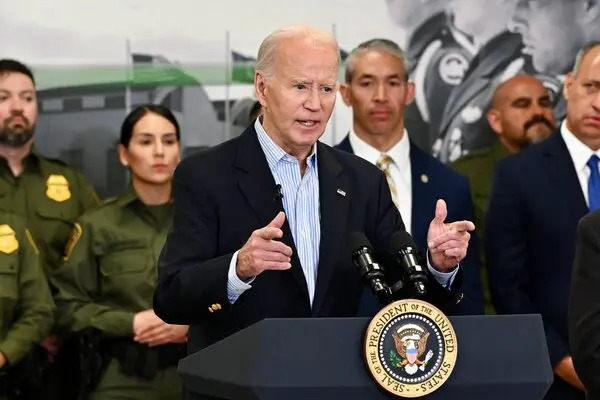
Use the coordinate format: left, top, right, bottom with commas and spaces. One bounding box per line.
390, 324, 434, 375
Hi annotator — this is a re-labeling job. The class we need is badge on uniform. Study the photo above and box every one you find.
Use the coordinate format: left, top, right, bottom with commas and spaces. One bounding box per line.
0, 224, 19, 254
46, 175, 72, 202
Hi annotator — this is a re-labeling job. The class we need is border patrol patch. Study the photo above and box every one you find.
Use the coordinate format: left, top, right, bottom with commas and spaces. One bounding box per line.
438, 52, 470, 85
63, 223, 82, 261
46, 175, 71, 202
0, 224, 19, 254
364, 299, 457, 398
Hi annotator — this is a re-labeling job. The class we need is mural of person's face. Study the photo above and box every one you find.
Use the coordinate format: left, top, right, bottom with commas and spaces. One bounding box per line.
450, 0, 517, 41
385, 0, 446, 29
514, 0, 586, 74
564, 46, 600, 143
340, 50, 415, 140
487, 75, 555, 152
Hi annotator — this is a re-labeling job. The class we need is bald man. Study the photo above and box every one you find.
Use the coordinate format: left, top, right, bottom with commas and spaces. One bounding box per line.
452, 74, 556, 313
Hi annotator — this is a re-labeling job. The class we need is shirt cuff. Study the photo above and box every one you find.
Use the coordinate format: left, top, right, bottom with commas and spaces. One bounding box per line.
227, 250, 255, 304
426, 250, 458, 289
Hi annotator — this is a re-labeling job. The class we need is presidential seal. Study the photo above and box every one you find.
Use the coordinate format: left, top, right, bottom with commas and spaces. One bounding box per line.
364, 299, 457, 398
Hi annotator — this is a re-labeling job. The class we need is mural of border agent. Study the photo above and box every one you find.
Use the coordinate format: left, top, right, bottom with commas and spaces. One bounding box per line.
515, 0, 600, 123
385, 0, 475, 151
433, 0, 522, 163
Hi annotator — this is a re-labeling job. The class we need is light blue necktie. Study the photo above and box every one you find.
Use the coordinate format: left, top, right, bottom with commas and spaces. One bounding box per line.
587, 154, 600, 211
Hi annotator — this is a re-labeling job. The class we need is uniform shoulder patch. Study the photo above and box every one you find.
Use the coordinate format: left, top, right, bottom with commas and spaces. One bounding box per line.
63, 222, 83, 261
100, 196, 118, 206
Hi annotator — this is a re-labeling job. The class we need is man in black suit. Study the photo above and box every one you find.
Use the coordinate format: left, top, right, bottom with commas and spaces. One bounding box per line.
153, 26, 475, 362
570, 209, 600, 400
486, 42, 600, 399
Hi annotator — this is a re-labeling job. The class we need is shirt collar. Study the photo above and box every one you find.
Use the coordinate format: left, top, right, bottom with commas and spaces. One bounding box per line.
0, 149, 42, 177
254, 118, 317, 170
114, 185, 141, 207
561, 120, 600, 172
348, 129, 411, 170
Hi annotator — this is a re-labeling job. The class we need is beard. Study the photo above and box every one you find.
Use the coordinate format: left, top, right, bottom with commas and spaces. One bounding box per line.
0, 117, 35, 148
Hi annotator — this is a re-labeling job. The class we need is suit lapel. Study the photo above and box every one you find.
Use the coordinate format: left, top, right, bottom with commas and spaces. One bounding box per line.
335, 134, 353, 153
234, 127, 310, 303
312, 143, 349, 315
542, 132, 589, 220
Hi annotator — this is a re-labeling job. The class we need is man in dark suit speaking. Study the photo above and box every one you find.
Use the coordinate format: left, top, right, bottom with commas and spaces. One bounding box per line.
153, 25, 475, 359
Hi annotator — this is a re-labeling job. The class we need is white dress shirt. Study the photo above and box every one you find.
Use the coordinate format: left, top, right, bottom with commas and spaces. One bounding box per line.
349, 129, 413, 233
561, 121, 600, 207
348, 130, 457, 287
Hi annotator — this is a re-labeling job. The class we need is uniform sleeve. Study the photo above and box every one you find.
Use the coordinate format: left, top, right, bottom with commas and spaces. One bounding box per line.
74, 171, 100, 212
0, 230, 54, 365
52, 219, 135, 337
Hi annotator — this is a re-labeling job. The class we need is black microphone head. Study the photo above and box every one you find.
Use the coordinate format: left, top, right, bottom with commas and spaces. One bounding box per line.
390, 230, 418, 254
348, 231, 372, 253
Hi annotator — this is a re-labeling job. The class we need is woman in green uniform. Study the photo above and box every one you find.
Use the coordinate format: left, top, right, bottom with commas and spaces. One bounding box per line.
52, 104, 187, 400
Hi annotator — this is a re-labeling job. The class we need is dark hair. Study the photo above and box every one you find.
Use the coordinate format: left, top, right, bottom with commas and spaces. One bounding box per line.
0, 59, 35, 85
120, 104, 181, 147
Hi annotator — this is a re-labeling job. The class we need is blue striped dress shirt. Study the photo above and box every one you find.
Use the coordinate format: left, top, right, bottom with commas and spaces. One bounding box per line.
227, 119, 321, 305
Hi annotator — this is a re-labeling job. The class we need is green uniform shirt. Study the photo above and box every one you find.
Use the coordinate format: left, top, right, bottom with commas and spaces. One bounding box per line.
52, 188, 172, 337
0, 211, 54, 365
0, 152, 99, 273
451, 142, 510, 253
452, 143, 509, 314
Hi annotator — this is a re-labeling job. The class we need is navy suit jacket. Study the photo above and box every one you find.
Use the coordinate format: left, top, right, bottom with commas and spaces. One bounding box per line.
335, 135, 483, 315
486, 131, 587, 400
154, 126, 463, 360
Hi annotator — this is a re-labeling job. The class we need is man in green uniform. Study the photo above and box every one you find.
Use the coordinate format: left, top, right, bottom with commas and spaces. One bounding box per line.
452, 74, 556, 313
0, 59, 99, 398
0, 210, 54, 400
0, 59, 99, 274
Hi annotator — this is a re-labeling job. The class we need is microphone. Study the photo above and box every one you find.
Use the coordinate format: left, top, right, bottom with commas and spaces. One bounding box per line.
348, 232, 392, 306
390, 231, 428, 298
273, 184, 284, 202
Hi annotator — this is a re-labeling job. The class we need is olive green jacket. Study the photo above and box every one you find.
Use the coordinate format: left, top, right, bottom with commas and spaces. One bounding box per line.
0, 211, 54, 365
0, 152, 99, 273
52, 188, 172, 337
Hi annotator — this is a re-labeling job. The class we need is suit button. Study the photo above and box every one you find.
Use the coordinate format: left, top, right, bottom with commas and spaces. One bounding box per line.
455, 293, 464, 304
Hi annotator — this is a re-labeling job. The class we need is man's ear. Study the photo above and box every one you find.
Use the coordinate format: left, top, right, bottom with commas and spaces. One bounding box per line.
339, 83, 353, 106
487, 109, 503, 136
255, 71, 268, 108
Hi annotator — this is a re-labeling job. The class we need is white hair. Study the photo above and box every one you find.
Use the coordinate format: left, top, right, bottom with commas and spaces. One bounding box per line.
255, 25, 340, 79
